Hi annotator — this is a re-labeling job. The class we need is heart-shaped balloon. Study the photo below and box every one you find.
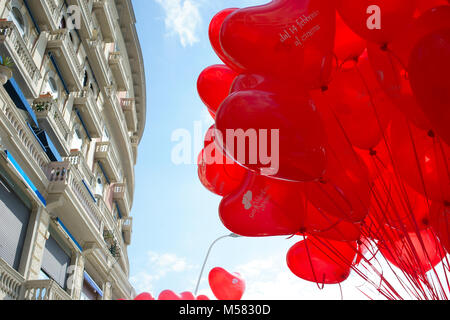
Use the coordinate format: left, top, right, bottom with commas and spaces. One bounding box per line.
379, 229, 445, 275
198, 126, 247, 197
158, 290, 182, 300
430, 202, 450, 253
302, 202, 362, 242
408, 28, 450, 147
197, 65, 238, 118
219, 172, 306, 237
209, 267, 245, 300
336, 0, 417, 44
180, 292, 196, 300
134, 292, 155, 300
220, 0, 336, 88
209, 8, 241, 72
390, 114, 450, 202
287, 237, 358, 284
313, 51, 393, 150
215, 89, 327, 182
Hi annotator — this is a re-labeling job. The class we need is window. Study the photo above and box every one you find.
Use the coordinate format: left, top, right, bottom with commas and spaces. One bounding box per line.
102, 125, 110, 141
70, 126, 83, 151
83, 71, 88, 87
9, 7, 26, 36
46, 76, 59, 99
95, 175, 104, 196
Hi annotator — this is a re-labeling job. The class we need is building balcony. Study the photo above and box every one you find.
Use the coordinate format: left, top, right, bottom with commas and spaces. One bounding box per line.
45, 161, 103, 241
120, 98, 137, 133
65, 151, 94, 187
94, 141, 121, 183
72, 89, 102, 138
0, 20, 42, 97
121, 217, 132, 246
0, 259, 25, 300
92, 0, 115, 43
23, 280, 72, 301
112, 182, 130, 218
0, 86, 50, 191
32, 97, 71, 157
109, 52, 128, 91
47, 29, 84, 91
86, 39, 113, 88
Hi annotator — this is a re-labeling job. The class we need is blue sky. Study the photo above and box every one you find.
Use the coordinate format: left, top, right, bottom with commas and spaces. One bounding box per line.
127, 0, 372, 300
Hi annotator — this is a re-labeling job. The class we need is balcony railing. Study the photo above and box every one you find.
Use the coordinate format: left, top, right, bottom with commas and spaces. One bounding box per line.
45, 162, 103, 232
94, 141, 121, 182
73, 88, 102, 138
120, 98, 137, 133
47, 29, 84, 90
23, 280, 72, 301
66, 151, 94, 186
112, 182, 130, 218
0, 259, 25, 300
108, 52, 128, 91
32, 97, 71, 157
0, 87, 50, 183
0, 21, 41, 96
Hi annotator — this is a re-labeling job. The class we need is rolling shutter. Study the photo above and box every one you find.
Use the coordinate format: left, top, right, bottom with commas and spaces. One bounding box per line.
41, 235, 71, 289
0, 177, 31, 270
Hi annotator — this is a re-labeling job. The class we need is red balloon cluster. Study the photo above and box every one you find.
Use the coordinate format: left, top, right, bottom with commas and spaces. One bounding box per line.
197, 0, 450, 299
128, 291, 209, 301
208, 267, 246, 300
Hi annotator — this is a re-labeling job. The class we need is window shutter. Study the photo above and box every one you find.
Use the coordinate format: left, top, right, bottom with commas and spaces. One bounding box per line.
0, 178, 31, 270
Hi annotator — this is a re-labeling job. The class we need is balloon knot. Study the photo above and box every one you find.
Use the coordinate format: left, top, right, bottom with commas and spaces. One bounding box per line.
427, 130, 435, 138
380, 43, 389, 51
299, 227, 307, 234
444, 201, 450, 207
369, 149, 377, 156
357, 239, 363, 246
319, 177, 327, 184
321, 85, 328, 92
422, 218, 430, 226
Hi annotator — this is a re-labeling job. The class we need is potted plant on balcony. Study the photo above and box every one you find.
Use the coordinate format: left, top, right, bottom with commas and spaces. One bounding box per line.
0, 56, 13, 85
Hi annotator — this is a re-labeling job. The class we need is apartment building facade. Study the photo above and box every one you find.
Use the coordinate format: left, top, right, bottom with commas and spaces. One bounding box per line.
0, 0, 146, 300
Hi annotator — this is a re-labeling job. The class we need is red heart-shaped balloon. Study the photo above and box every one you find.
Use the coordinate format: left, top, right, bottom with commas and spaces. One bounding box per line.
209, 8, 241, 72
198, 126, 247, 197
220, 0, 336, 88
197, 65, 238, 118
336, 0, 417, 44
287, 237, 358, 284
219, 172, 306, 237
430, 202, 450, 253
180, 292, 196, 300
209, 267, 245, 300
134, 292, 155, 300
379, 229, 445, 275
158, 290, 182, 300
215, 89, 327, 182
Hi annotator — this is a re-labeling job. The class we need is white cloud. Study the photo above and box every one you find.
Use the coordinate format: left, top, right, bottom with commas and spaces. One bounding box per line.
155, 0, 202, 47
130, 251, 195, 294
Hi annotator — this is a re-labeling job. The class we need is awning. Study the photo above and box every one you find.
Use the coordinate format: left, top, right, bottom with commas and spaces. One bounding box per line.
4, 150, 46, 206
83, 271, 103, 297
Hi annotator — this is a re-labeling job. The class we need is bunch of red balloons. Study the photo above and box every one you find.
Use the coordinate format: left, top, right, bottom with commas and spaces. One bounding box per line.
197, 0, 450, 299
130, 291, 210, 301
